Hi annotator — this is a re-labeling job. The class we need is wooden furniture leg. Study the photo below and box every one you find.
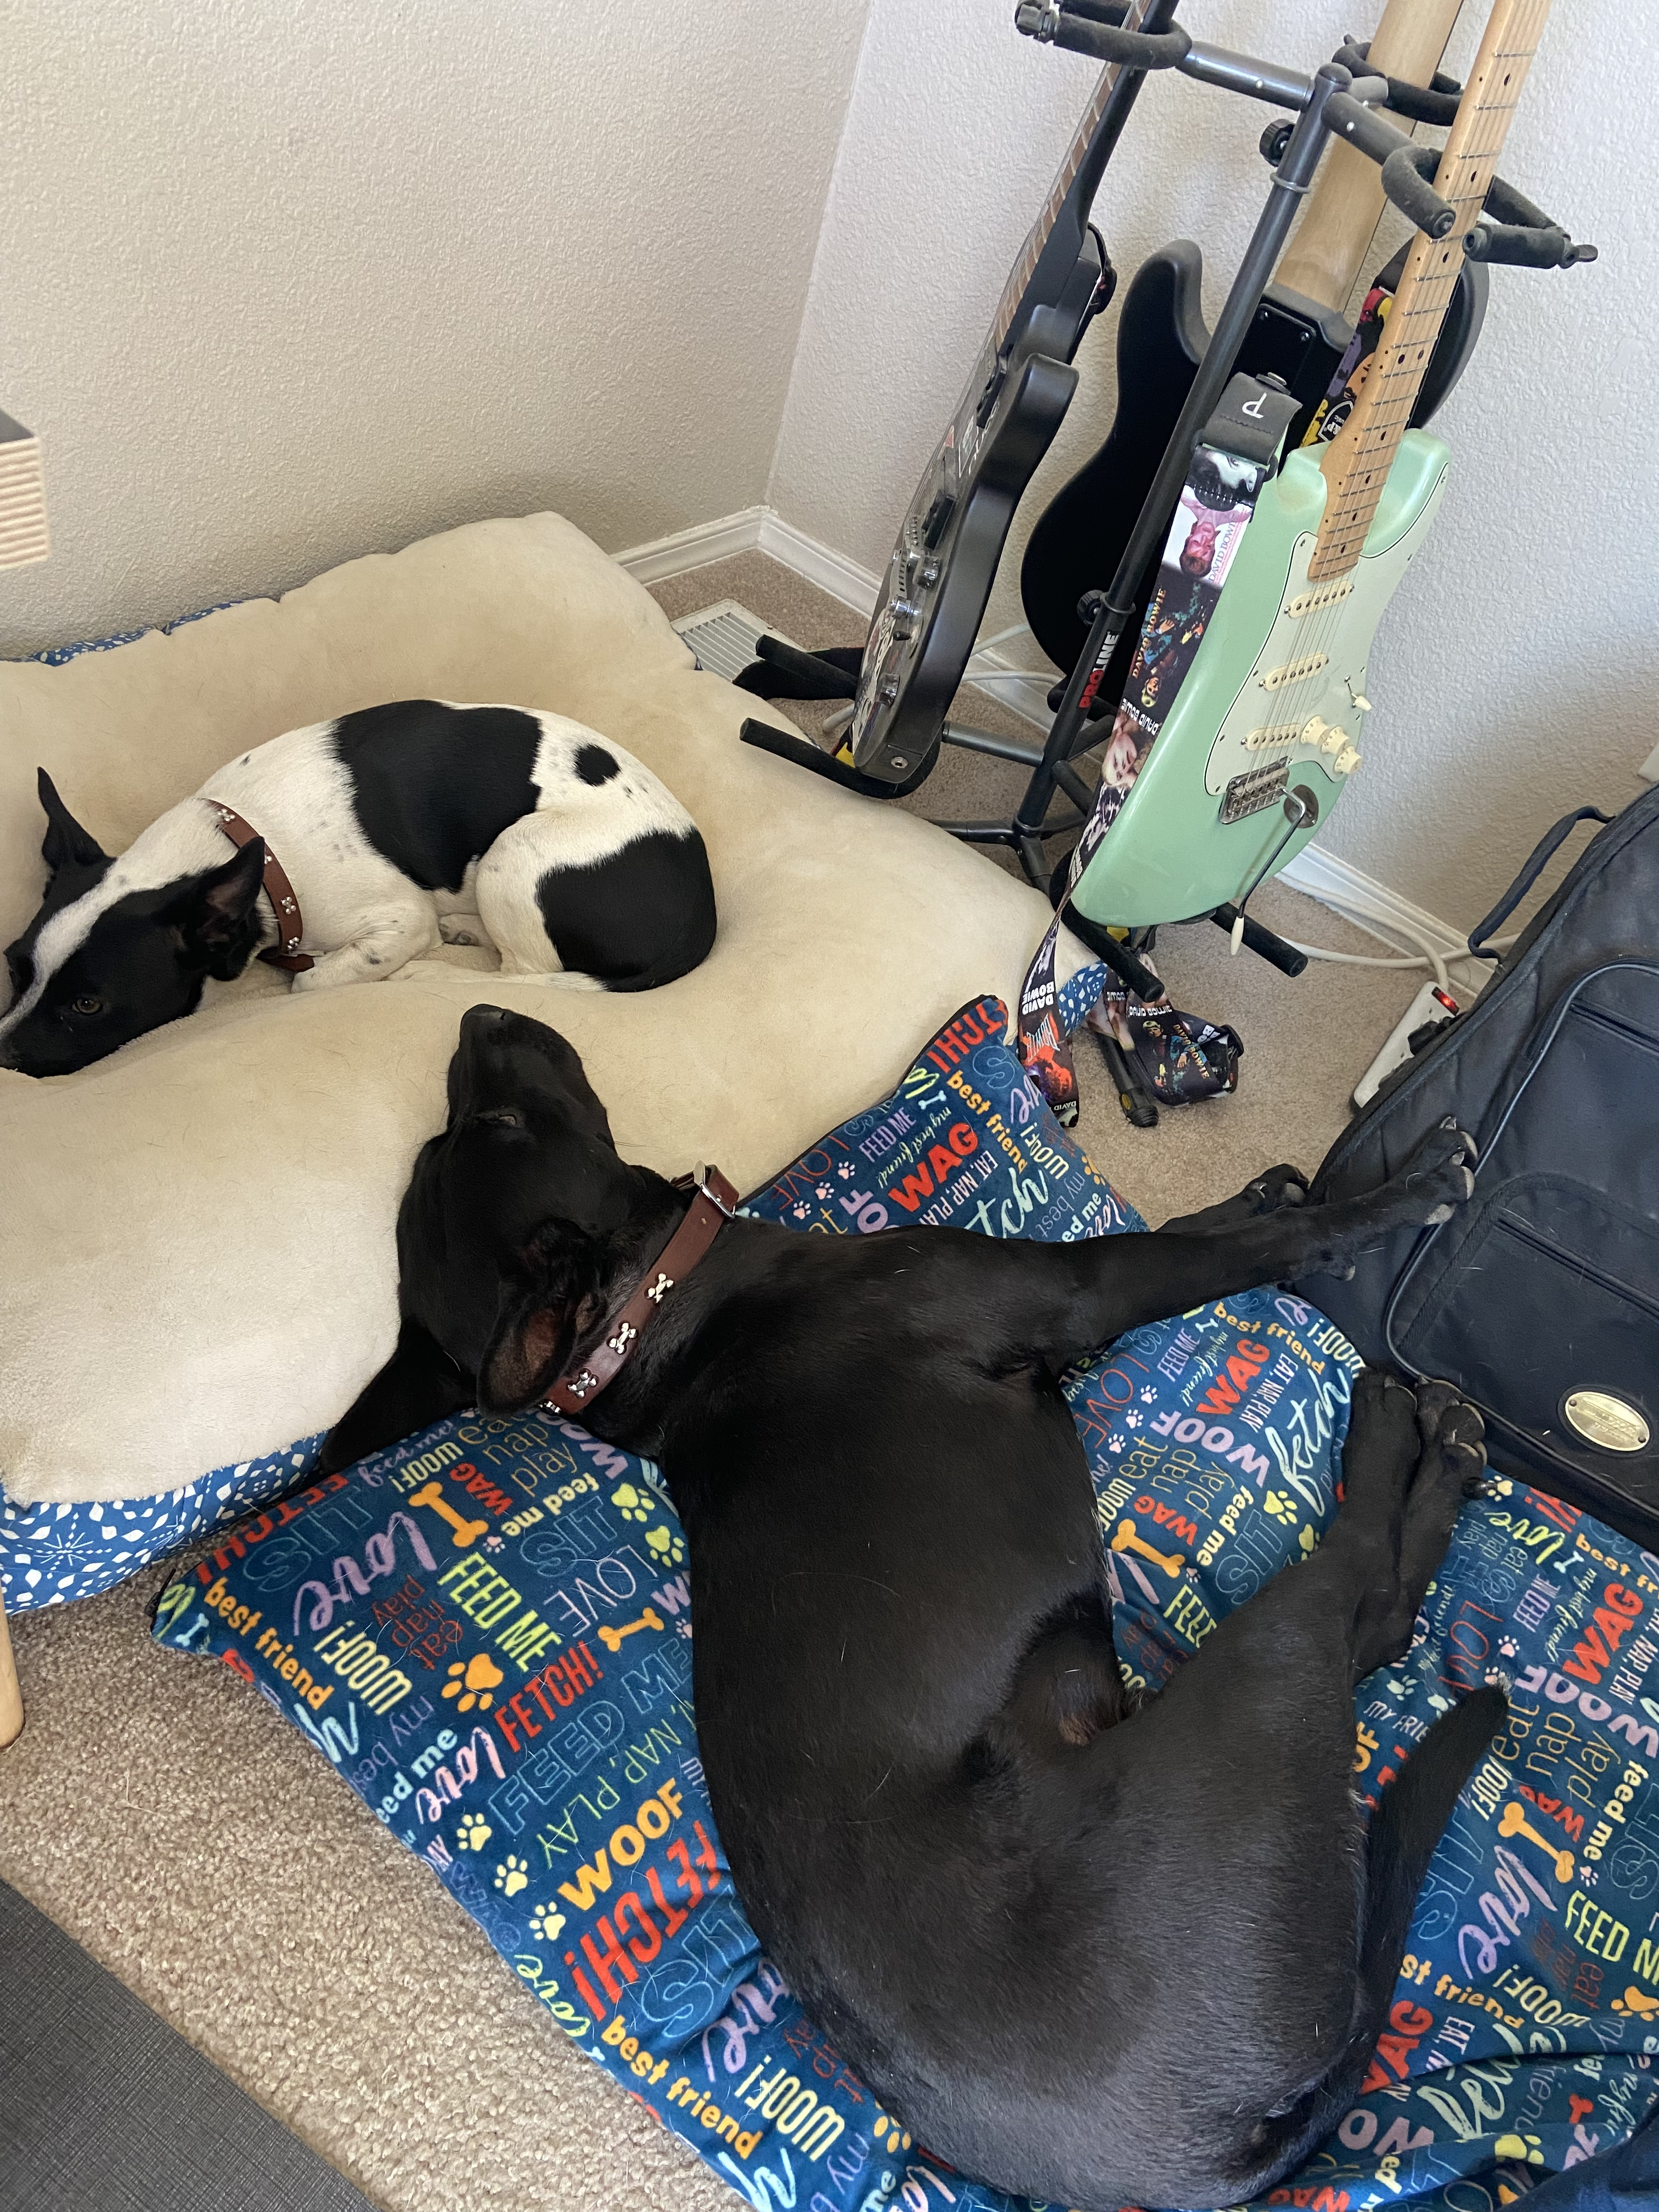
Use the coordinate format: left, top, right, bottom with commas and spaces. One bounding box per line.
0, 1583, 22, 1749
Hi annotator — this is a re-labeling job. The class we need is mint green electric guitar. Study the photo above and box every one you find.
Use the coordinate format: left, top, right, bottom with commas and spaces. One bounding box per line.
1070, 0, 1543, 933
1070, 428, 1447, 928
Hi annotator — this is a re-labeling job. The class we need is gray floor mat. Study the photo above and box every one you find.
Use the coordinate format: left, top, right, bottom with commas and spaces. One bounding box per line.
0, 1875, 374, 2212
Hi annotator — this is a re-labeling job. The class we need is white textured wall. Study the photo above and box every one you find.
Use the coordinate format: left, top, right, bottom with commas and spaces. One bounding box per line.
1, 0, 870, 655
770, 0, 1658, 928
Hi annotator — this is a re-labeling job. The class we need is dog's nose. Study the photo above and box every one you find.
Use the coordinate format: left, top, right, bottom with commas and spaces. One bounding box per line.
461, 1003, 511, 1033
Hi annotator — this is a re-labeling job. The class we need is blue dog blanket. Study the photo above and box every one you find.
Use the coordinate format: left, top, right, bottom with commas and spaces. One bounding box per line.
152, 995, 1659, 2211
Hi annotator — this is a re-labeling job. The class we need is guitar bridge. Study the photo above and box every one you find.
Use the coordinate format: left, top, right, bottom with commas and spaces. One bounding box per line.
1221, 759, 1290, 824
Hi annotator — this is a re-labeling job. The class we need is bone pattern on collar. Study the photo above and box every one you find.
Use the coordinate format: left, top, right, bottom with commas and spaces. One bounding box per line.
538, 1166, 738, 1420
206, 800, 315, 972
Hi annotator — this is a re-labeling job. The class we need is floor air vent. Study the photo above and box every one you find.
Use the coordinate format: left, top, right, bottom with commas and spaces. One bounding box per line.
670, 600, 799, 684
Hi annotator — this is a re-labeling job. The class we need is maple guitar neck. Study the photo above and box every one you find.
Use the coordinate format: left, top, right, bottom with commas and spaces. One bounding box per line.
1310, 0, 1553, 580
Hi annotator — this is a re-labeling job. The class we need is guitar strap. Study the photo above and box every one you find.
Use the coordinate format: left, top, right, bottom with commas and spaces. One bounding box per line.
1017, 372, 1301, 1124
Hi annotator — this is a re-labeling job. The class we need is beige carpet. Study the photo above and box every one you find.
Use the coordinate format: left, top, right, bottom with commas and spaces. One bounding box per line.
0, 553, 1436, 2212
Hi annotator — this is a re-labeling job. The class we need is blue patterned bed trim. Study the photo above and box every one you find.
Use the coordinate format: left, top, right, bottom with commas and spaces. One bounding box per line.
0, 1440, 323, 1610
24, 597, 244, 667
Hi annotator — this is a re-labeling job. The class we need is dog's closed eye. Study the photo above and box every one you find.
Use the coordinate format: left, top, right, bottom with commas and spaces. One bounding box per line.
472, 1108, 524, 1129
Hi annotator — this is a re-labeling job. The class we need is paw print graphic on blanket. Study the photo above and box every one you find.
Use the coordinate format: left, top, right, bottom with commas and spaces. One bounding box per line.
443, 1653, 504, 1712
456, 1812, 492, 1852
495, 1855, 529, 1897
1494, 2134, 1546, 2166
529, 1901, 566, 1943
1263, 1489, 1297, 1525
645, 1525, 685, 1565
611, 1483, 651, 1523
872, 2113, 912, 2155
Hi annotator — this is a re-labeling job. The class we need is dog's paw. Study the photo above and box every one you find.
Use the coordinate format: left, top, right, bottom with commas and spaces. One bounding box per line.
1398, 1118, 1477, 1223
1246, 1166, 1310, 1213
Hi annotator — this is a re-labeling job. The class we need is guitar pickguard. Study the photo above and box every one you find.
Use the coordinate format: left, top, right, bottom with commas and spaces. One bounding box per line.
1203, 467, 1447, 802
1069, 433, 1450, 931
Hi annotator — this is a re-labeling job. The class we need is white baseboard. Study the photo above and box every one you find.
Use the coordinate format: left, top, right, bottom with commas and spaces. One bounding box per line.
1278, 843, 1469, 962
614, 507, 1469, 958
612, 504, 882, 614
612, 506, 771, 586
753, 514, 880, 614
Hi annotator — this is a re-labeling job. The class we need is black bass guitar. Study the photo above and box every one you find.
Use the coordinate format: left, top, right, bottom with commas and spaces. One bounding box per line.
843, 0, 1184, 788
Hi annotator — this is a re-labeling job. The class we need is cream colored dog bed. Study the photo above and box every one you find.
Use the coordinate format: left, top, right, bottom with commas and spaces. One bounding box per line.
0, 511, 1090, 1510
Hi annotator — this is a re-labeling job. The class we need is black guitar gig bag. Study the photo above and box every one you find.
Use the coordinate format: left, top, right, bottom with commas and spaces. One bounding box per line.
1294, 786, 1659, 1549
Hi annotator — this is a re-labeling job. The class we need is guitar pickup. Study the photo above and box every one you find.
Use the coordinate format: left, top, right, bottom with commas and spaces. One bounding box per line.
1285, 578, 1353, 618
1221, 760, 1290, 823
1243, 723, 1300, 751
922, 490, 956, 549
1260, 652, 1329, 691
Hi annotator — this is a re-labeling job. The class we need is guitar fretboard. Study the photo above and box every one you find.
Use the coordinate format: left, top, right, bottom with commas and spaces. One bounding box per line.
989, 1, 1149, 357
1308, 0, 1551, 582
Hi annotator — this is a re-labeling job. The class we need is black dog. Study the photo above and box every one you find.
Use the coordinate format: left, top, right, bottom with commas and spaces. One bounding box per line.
325, 1005, 1502, 2211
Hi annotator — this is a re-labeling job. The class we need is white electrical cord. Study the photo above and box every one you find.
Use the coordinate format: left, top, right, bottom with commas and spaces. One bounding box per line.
964, 669, 1060, 685
1288, 923, 1517, 996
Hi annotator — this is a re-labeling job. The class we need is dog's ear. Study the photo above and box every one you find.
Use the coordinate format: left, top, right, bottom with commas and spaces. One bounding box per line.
317, 1316, 474, 1475
166, 839, 268, 974
479, 1278, 603, 1414
37, 768, 110, 876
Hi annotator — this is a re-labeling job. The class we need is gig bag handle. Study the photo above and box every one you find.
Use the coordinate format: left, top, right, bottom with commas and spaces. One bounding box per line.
1466, 806, 1615, 961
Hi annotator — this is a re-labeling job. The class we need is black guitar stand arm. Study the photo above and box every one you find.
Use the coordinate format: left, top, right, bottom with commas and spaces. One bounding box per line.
1014, 1, 1192, 72
1314, 95, 1597, 266
1330, 38, 1462, 125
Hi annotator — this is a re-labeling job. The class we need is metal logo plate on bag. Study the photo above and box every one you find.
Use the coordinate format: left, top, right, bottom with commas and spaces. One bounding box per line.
1564, 1390, 1651, 1454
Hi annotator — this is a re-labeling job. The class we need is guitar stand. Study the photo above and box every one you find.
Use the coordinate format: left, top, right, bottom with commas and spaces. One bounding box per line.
741, 1, 1592, 988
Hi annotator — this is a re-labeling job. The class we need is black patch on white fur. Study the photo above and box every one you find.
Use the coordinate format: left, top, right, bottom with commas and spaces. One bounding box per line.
0, 857, 264, 1077
535, 829, 716, 991
332, 701, 541, 891
574, 743, 619, 786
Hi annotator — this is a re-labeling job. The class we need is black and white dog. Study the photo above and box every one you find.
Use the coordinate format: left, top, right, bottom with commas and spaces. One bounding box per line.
323, 1005, 1502, 2212
0, 700, 716, 1077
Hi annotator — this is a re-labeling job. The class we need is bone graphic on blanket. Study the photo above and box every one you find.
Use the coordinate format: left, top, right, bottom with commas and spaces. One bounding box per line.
598, 1607, 664, 1654
409, 1481, 490, 1548
1499, 1799, 1576, 1885
1110, 1518, 1184, 1577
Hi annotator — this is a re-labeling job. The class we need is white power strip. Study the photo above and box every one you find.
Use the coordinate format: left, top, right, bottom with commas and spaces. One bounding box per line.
1352, 979, 1464, 1109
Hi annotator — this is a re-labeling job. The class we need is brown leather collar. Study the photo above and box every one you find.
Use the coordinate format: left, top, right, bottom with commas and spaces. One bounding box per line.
206, 801, 314, 972
539, 1165, 738, 1419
